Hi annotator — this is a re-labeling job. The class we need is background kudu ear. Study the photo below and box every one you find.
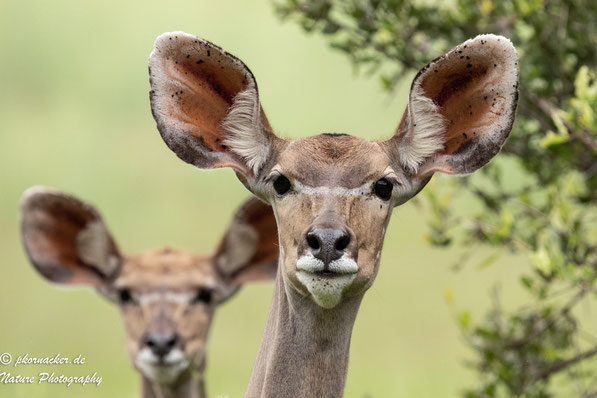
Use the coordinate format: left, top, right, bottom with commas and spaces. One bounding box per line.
20, 187, 122, 287
213, 197, 278, 300
384, 34, 519, 179
149, 31, 278, 177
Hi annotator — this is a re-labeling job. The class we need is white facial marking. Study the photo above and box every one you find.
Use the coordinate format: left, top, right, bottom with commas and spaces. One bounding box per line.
293, 180, 372, 197
296, 254, 358, 309
137, 292, 196, 305
135, 348, 189, 384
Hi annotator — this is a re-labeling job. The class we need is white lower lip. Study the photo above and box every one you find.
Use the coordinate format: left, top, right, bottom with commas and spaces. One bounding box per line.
296, 255, 359, 275
135, 349, 189, 384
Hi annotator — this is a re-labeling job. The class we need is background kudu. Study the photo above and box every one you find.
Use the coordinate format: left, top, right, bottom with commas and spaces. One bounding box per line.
20, 187, 278, 398
148, 31, 519, 397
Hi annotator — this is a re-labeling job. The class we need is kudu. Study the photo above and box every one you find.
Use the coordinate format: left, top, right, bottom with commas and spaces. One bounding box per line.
148, 31, 519, 397
20, 187, 278, 398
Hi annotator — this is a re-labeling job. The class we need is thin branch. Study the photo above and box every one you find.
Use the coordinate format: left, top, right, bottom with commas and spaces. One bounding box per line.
534, 96, 597, 151
536, 345, 597, 382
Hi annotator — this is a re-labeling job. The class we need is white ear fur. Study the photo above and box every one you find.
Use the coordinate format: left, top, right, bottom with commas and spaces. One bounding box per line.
216, 223, 259, 276
222, 80, 270, 174
399, 83, 447, 172
77, 221, 120, 277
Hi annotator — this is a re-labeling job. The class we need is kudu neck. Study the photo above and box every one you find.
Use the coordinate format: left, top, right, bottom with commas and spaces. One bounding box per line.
245, 267, 363, 398
140, 371, 205, 398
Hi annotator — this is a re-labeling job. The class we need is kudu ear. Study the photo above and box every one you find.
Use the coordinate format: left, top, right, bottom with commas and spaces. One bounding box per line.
149, 31, 279, 178
20, 187, 122, 287
383, 34, 518, 183
213, 197, 278, 301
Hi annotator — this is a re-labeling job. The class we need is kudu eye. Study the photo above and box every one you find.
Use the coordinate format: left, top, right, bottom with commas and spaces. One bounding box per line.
118, 288, 133, 304
273, 175, 291, 196
374, 178, 393, 201
193, 288, 213, 304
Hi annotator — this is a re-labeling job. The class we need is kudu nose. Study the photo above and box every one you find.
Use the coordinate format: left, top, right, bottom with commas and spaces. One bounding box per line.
143, 332, 179, 358
306, 228, 351, 266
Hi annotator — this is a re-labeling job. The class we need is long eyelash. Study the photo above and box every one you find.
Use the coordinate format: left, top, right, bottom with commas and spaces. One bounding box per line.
264, 172, 281, 185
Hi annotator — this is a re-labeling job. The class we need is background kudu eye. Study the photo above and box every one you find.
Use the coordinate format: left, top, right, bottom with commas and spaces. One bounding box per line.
193, 288, 213, 305
374, 178, 393, 201
273, 175, 291, 196
118, 288, 133, 304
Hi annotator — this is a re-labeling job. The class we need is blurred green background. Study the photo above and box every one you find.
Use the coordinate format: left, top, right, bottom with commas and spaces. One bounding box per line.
0, 0, 527, 396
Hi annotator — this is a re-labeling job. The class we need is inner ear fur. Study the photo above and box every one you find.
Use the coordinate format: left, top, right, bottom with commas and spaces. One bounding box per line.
214, 197, 278, 287
387, 34, 519, 176
149, 31, 278, 176
20, 187, 121, 287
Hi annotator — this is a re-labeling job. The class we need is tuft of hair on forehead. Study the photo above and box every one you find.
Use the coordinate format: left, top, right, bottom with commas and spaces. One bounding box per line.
288, 133, 371, 164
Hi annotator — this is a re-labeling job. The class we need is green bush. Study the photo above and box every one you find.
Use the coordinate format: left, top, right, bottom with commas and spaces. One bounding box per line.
273, 0, 597, 396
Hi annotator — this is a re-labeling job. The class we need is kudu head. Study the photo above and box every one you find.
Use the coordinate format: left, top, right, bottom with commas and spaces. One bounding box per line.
148, 32, 518, 309
20, 187, 278, 384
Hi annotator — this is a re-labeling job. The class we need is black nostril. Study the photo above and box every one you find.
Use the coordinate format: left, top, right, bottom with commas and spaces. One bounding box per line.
144, 333, 179, 357
306, 228, 351, 266
166, 335, 177, 348
335, 235, 350, 251
307, 233, 321, 250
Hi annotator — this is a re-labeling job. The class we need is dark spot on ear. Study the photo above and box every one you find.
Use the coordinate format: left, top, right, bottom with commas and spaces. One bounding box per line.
463, 132, 468, 139
466, 64, 472, 68
460, 56, 464, 59
494, 64, 497, 67
466, 56, 470, 60
484, 96, 488, 100
221, 144, 228, 150
434, 69, 438, 73
186, 54, 190, 59
169, 37, 172, 40
470, 112, 473, 115
215, 138, 220, 142
207, 50, 211, 56
196, 59, 203, 65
